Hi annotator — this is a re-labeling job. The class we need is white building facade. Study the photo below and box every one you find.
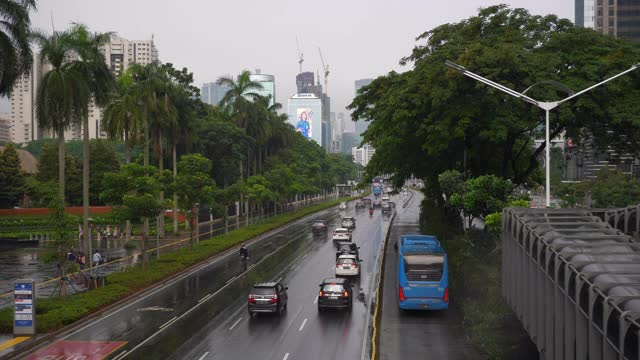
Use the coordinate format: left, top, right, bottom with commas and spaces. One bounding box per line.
9, 35, 158, 143
352, 144, 375, 166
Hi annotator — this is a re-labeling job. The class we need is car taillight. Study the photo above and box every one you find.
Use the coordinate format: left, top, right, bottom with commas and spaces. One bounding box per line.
319, 290, 324, 297
398, 286, 406, 302
248, 295, 256, 304
443, 287, 449, 303
352, 263, 358, 268
343, 291, 349, 297
336, 263, 340, 268
269, 294, 278, 303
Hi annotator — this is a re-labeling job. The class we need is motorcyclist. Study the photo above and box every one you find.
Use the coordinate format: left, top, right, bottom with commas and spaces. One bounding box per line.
239, 245, 249, 260
369, 206, 374, 216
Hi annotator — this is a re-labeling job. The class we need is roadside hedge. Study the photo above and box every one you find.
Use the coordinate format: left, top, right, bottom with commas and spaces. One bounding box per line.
0, 195, 362, 333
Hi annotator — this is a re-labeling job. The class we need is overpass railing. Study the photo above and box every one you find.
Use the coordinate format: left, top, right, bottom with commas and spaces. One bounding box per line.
503, 207, 640, 360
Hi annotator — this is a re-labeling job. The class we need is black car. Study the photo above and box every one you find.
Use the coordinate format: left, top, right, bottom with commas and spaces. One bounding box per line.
335, 241, 360, 260
381, 202, 392, 213
317, 278, 353, 312
341, 217, 356, 229
311, 221, 328, 234
248, 282, 288, 316
362, 198, 372, 207
355, 201, 366, 209
373, 199, 382, 208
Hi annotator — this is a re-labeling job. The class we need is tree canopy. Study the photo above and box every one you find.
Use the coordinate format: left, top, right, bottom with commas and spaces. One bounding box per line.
349, 5, 640, 196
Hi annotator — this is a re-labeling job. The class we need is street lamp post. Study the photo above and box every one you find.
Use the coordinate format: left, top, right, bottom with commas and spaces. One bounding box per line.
87, 217, 93, 276
445, 60, 639, 207
194, 203, 200, 244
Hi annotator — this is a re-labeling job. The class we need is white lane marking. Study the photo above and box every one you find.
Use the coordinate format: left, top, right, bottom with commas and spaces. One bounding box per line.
112, 351, 128, 360
228, 317, 243, 331
198, 294, 212, 303
197, 352, 209, 360
159, 316, 177, 329
313, 296, 318, 304
298, 318, 308, 331
226, 276, 237, 284
276, 277, 282, 283
283, 353, 290, 360
247, 264, 255, 270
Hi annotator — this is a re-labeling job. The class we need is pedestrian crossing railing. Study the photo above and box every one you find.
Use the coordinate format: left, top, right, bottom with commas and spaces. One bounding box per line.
503, 207, 640, 360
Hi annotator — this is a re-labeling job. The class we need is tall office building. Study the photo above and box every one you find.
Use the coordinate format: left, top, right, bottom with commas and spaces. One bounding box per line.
201, 82, 231, 106
249, 69, 276, 107
341, 132, 360, 155
296, 72, 315, 93
0, 114, 11, 143
578, 0, 640, 44
288, 93, 323, 146
9, 35, 159, 143
575, 0, 596, 28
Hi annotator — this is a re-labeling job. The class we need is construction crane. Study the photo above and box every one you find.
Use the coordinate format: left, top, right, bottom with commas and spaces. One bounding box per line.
318, 47, 329, 94
296, 36, 304, 73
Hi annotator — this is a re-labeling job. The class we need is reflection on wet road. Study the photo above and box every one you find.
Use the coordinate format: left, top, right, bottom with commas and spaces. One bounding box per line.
18, 200, 394, 360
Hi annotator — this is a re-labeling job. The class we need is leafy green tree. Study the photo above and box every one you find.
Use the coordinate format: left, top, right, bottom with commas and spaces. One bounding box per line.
0, 0, 36, 96
0, 143, 26, 208
246, 175, 276, 217
100, 163, 165, 269
589, 169, 640, 208
438, 170, 465, 205
451, 175, 514, 228
88, 140, 120, 205
349, 5, 640, 197
175, 154, 215, 245
214, 181, 244, 233
37, 142, 82, 205
264, 165, 302, 214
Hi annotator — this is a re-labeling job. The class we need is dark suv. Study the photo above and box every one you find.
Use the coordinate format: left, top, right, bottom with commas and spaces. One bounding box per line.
317, 278, 353, 312
248, 282, 288, 316
341, 217, 356, 229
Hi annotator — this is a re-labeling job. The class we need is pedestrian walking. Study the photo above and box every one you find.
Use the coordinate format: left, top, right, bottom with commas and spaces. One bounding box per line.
92, 250, 103, 269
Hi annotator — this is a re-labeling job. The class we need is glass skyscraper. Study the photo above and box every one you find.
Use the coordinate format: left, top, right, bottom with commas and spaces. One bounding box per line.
201, 82, 231, 106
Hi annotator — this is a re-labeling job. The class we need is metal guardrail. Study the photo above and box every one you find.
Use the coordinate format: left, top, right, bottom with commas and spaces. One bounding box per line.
503, 206, 640, 360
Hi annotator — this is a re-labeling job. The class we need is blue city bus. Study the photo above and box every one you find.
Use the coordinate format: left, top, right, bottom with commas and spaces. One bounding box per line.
397, 235, 449, 310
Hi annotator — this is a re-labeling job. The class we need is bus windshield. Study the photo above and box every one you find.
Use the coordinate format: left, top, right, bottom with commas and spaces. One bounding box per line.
403, 254, 444, 281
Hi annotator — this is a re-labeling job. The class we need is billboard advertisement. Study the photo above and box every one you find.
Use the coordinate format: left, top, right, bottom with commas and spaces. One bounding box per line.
295, 108, 313, 139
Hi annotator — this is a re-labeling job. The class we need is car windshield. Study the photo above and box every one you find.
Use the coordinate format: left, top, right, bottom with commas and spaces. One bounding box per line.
338, 258, 355, 264
335, 229, 348, 234
251, 287, 276, 295
313, 222, 324, 226
322, 284, 345, 293
342, 219, 353, 224
338, 244, 352, 251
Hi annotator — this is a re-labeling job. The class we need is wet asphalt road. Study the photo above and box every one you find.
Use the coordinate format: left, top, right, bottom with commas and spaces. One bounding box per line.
378, 191, 482, 360
17, 199, 393, 360
172, 203, 391, 360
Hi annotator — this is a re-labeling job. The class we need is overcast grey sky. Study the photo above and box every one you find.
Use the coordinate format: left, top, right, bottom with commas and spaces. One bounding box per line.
9, 0, 573, 129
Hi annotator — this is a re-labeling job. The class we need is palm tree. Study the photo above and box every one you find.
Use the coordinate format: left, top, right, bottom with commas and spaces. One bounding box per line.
217, 70, 263, 116
0, 0, 36, 96
103, 68, 143, 164
33, 29, 90, 198
103, 68, 142, 243
68, 24, 116, 251
217, 70, 264, 215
